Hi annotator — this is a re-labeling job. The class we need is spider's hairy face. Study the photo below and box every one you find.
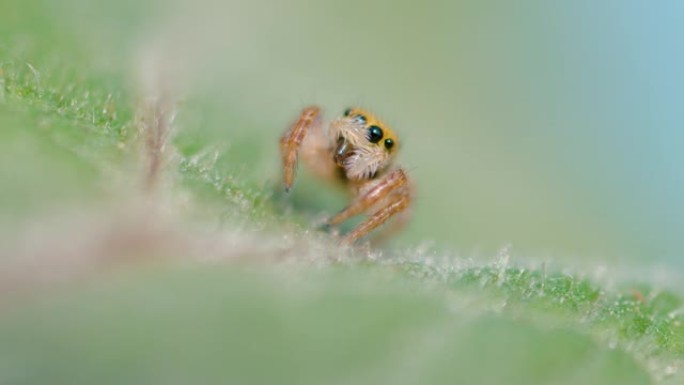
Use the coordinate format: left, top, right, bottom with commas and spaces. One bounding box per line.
330, 107, 398, 181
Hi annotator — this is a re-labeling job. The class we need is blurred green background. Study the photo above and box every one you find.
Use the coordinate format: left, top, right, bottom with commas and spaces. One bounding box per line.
174, 0, 683, 263
23, 0, 681, 262
2, 1, 683, 384
6, 0, 682, 262
0, 266, 653, 385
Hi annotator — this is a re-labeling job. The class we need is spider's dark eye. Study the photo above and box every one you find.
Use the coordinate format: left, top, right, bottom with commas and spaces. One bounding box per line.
384, 138, 394, 150
367, 125, 383, 143
353, 114, 367, 125
344, 108, 352, 117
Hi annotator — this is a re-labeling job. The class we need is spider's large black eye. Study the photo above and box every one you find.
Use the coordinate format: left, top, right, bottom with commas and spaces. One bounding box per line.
367, 125, 383, 143
384, 138, 394, 150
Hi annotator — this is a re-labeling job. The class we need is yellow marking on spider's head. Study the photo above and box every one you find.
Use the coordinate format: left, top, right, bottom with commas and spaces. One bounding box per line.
342, 107, 398, 154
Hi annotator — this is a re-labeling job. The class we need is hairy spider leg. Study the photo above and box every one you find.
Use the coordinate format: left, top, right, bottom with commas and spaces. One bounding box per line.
341, 189, 411, 245
279, 106, 321, 191
326, 169, 411, 244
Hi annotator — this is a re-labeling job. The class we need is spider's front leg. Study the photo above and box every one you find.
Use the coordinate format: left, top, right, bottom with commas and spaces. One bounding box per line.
327, 169, 412, 245
279, 106, 321, 191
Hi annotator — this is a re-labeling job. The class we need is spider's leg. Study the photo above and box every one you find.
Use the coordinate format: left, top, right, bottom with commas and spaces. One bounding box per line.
279, 106, 321, 191
327, 169, 409, 226
325, 169, 411, 244
341, 189, 411, 246
369, 209, 411, 247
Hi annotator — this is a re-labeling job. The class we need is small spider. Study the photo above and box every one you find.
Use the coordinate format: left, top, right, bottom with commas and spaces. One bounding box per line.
279, 106, 412, 245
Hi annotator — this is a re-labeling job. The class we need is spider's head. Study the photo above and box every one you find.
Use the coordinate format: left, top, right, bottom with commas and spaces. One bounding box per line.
331, 107, 398, 180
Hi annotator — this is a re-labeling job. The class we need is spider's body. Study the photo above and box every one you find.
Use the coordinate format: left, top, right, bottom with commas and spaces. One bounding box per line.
279, 106, 412, 244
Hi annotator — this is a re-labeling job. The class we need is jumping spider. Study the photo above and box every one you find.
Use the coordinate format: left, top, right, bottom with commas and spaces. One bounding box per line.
279, 106, 412, 245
